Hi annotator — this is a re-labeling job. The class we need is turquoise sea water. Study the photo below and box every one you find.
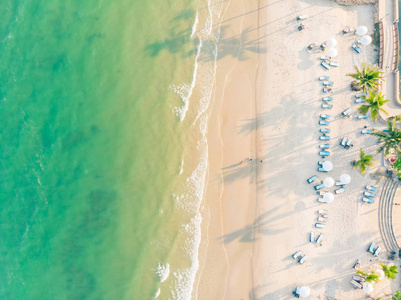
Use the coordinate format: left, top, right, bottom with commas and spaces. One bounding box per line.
0, 1, 222, 299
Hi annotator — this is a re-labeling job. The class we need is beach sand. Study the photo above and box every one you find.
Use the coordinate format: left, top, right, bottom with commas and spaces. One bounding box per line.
198, 0, 401, 299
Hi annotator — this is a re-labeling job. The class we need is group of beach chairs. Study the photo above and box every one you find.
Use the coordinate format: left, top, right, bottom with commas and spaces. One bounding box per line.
312, 210, 328, 232
292, 250, 308, 264
320, 57, 339, 71
362, 185, 377, 204
318, 77, 333, 158
367, 242, 381, 257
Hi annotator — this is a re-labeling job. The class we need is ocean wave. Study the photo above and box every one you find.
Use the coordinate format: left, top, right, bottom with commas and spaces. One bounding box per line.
156, 262, 170, 283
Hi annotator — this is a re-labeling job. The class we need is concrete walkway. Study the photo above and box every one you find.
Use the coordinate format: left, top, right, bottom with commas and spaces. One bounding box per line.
379, 0, 401, 117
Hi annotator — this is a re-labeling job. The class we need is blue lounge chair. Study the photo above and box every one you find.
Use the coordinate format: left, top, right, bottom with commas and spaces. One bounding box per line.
362, 197, 374, 204
307, 175, 317, 183
318, 161, 324, 166
365, 185, 377, 192
335, 182, 344, 186
319, 76, 329, 81
355, 98, 365, 103
315, 223, 326, 228
319, 144, 330, 149
322, 104, 333, 109
310, 232, 315, 243
319, 120, 330, 125
316, 234, 323, 244
322, 96, 333, 101
318, 167, 328, 172
364, 191, 375, 198
320, 114, 330, 119
299, 255, 308, 264
374, 246, 381, 257
352, 44, 361, 53
320, 56, 330, 60
321, 61, 330, 69
340, 137, 347, 146
342, 108, 351, 116
358, 114, 369, 119
356, 93, 366, 98
330, 62, 339, 67
361, 129, 372, 134
319, 136, 330, 141
368, 242, 375, 253
314, 183, 325, 190
320, 128, 330, 133
323, 81, 334, 86
292, 250, 302, 259
294, 287, 301, 297
345, 139, 352, 149
319, 151, 330, 157
335, 187, 345, 194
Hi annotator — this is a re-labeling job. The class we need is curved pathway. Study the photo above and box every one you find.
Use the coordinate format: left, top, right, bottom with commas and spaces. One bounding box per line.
378, 177, 400, 254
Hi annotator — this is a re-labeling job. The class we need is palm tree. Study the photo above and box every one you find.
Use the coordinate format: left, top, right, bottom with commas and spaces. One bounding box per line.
394, 291, 401, 300
347, 62, 384, 92
359, 91, 390, 121
381, 264, 398, 280
365, 271, 379, 283
353, 148, 376, 174
370, 119, 401, 154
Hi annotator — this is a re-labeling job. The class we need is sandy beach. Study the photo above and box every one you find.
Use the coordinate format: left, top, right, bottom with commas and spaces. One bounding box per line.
197, 0, 401, 299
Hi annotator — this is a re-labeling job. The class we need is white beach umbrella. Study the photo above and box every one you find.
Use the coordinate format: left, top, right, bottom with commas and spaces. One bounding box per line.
356, 26, 368, 36
340, 174, 351, 184
327, 48, 338, 58
363, 282, 374, 294
376, 269, 385, 280
322, 192, 334, 203
323, 177, 335, 187
299, 286, 310, 298
326, 38, 337, 48
322, 161, 333, 172
360, 35, 372, 45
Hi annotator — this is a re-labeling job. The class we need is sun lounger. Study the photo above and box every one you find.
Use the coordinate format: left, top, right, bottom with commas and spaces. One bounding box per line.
342, 108, 351, 116
353, 275, 365, 282
293, 287, 300, 298
322, 104, 333, 109
356, 93, 366, 98
368, 242, 375, 253
318, 216, 328, 222
352, 44, 361, 53
292, 250, 302, 259
319, 209, 328, 215
318, 161, 324, 166
335, 188, 345, 194
351, 280, 363, 289
314, 183, 325, 190
358, 114, 369, 119
319, 120, 330, 125
321, 61, 330, 69
319, 151, 330, 157
318, 167, 328, 172
355, 98, 365, 103
319, 144, 330, 149
335, 181, 344, 186
340, 137, 347, 146
323, 87, 332, 93
362, 197, 374, 204
320, 128, 330, 133
322, 96, 333, 101
320, 114, 330, 119
316, 234, 324, 244
319, 76, 329, 81
320, 56, 330, 60
310, 232, 315, 243
365, 185, 377, 192
299, 255, 308, 264
374, 246, 381, 257
307, 175, 317, 183
315, 223, 326, 228
345, 139, 352, 149
364, 191, 375, 198
323, 81, 334, 86
329, 62, 339, 67
361, 129, 372, 134
319, 135, 330, 140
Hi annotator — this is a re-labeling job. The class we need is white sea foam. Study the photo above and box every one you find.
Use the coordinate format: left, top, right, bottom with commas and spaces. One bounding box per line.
191, 11, 199, 38
154, 288, 161, 298
179, 158, 184, 175
156, 262, 170, 283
